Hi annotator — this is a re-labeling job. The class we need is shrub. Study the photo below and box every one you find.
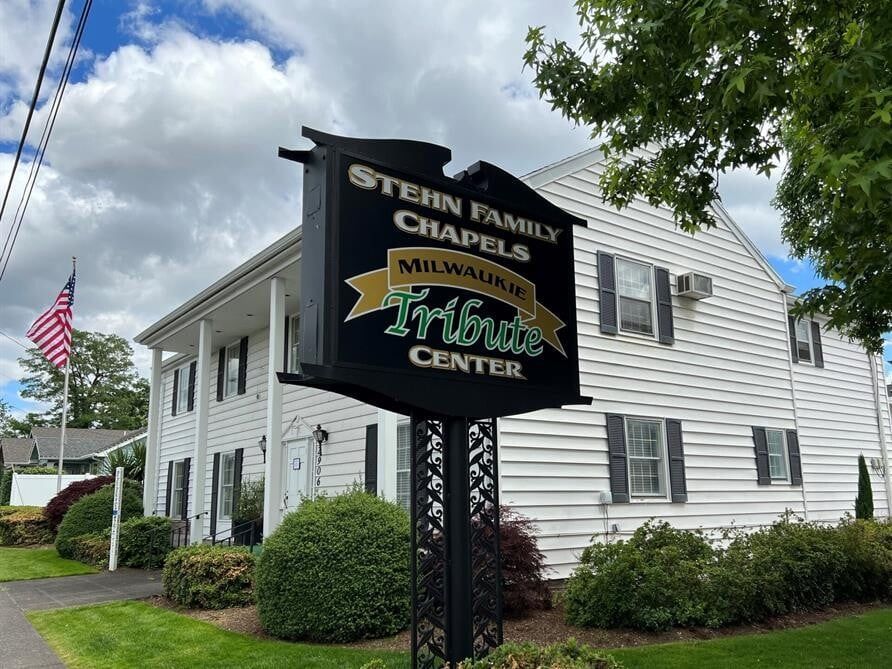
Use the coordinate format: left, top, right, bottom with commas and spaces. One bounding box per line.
564, 521, 716, 631
0, 469, 11, 505
500, 507, 551, 617
119, 516, 172, 569
18, 466, 59, 475
256, 489, 410, 642
460, 640, 622, 669
0, 507, 54, 545
833, 518, 892, 601
70, 531, 111, 568
162, 545, 255, 609
44, 475, 114, 531
55, 483, 143, 559
856, 454, 874, 520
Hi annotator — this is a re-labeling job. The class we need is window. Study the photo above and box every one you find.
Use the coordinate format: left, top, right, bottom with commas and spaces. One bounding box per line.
616, 258, 654, 335
171, 460, 185, 519
175, 365, 190, 414
224, 342, 240, 397
396, 421, 411, 511
766, 429, 789, 481
289, 315, 300, 374
626, 418, 666, 497
794, 319, 812, 363
219, 452, 235, 520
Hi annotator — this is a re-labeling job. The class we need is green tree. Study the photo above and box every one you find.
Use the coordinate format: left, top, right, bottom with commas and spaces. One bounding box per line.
18, 329, 148, 430
0, 399, 12, 437
525, 1, 892, 352
855, 453, 874, 520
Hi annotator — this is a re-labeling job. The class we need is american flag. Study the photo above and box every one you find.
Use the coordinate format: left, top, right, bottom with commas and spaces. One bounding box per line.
26, 272, 76, 368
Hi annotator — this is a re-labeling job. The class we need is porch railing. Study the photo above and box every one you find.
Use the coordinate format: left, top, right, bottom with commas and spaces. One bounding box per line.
206, 518, 262, 550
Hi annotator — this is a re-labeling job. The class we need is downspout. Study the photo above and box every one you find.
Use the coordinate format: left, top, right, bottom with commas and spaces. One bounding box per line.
867, 354, 892, 517
779, 291, 809, 519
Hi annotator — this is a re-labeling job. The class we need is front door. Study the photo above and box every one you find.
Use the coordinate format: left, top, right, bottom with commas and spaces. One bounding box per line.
283, 437, 311, 513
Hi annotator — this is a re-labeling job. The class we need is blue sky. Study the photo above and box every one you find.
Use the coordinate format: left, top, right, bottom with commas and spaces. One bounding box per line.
0, 0, 882, 419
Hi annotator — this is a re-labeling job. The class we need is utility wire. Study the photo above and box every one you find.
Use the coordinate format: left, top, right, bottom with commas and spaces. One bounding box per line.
0, 0, 93, 284
0, 0, 67, 254
0, 328, 29, 350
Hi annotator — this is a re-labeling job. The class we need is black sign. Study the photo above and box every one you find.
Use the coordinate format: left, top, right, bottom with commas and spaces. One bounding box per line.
279, 128, 589, 417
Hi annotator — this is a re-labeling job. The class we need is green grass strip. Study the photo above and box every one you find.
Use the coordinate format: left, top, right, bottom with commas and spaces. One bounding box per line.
0, 547, 96, 582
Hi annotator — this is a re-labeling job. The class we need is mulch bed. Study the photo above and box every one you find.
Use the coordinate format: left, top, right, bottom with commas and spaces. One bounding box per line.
148, 596, 884, 651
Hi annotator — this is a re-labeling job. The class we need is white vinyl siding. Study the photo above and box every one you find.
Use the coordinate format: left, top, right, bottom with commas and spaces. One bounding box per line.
626, 418, 666, 497
224, 342, 240, 397
175, 366, 190, 414
795, 319, 813, 364
288, 315, 300, 374
219, 452, 235, 520
616, 257, 654, 336
766, 429, 788, 481
396, 421, 411, 511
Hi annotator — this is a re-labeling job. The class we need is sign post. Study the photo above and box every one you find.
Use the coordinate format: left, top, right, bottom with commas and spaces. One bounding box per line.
108, 466, 124, 572
279, 128, 589, 667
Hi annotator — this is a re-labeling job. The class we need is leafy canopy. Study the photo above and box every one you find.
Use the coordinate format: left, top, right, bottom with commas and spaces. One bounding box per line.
18, 329, 148, 430
525, 0, 892, 352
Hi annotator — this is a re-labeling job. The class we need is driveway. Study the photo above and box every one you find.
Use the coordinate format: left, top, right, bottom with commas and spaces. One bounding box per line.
0, 569, 163, 668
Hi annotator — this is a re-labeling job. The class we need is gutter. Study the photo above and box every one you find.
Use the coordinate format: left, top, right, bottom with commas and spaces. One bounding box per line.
868, 354, 892, 517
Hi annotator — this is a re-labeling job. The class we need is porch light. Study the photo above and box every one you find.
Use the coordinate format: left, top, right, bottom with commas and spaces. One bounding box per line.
313, 424, 328, 446
259, 434, 267, 463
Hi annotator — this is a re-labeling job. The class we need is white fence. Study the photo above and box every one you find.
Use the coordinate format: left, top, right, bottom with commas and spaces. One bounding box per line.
9, 473, 95, 507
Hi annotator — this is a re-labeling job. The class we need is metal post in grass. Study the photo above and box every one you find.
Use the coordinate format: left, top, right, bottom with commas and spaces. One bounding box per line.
108, 466, 124, 571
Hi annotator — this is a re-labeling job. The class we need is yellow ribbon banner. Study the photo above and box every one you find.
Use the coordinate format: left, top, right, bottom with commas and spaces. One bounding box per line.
345, 247, 567, 356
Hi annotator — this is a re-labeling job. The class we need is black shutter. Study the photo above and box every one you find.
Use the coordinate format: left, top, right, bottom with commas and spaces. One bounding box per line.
181, 457, 191, 520
598, 252, 618, 334
187, 361, 197, 412
210, 453, 220, 536
165, 460, 174, 516
232, 448, 244, 518
811, 322, 824, 368
786, 429, 803, 485
283, 315, 290, 373
788, 316, 799, 364
655, 267, 675, 345
665, 419, 688, 502
237, 337, 249, 395
216, 348, 225, 401
365, 424, 378, 494
751, 427, 771, 485
606, 414, 629, 503
171, 369, 179, 416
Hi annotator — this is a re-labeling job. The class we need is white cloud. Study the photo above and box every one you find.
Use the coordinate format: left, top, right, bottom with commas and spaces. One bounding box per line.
717, 165, 787, 260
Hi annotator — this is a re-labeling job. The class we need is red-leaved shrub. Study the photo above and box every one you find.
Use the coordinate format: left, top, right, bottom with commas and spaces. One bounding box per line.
44, 476, 114, 530
500, 506, 551, 618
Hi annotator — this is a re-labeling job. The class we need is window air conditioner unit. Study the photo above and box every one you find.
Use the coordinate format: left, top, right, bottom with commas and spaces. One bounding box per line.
677, 272, 713, 299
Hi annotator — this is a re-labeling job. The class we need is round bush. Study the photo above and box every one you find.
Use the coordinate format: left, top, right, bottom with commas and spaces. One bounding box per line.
162, 545, 255, 609
119, 515, 173, 569
55, 483, 143, 559
256, 489, 410, 642
44, 475, 114, 530
0, 507, 54, 546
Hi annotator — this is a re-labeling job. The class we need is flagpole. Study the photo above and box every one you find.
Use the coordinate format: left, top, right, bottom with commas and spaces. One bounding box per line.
56, 256, 76, 492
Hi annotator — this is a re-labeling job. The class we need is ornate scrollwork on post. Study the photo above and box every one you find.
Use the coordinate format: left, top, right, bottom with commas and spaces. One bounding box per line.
468, 417, 503, 657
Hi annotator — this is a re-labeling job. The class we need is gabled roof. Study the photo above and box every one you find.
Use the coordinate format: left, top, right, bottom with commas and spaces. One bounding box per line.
522, 146, 793, 293
0, 438, 35, 466
31, 427, 140, 461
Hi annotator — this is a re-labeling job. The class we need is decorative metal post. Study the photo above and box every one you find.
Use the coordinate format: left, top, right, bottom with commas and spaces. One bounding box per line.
411, 415, 503, 668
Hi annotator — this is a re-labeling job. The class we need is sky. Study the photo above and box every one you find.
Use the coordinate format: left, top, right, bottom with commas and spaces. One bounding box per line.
0, 0, 867, 419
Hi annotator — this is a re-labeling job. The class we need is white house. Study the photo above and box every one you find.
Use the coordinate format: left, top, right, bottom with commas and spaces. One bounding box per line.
135, 147, 892, 578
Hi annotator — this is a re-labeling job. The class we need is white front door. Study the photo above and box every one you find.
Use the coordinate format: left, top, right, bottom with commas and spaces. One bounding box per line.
283, 438, 311, 512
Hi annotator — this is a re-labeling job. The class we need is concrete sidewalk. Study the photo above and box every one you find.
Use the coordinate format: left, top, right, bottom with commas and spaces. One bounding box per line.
0, 569, 163, 668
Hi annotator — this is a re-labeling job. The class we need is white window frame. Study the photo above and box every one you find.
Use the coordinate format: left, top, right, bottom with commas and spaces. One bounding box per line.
224, 341, 240, 398
218, 452, 236, 520
288, 314, 301, 374
615, 256, 657, 338
396, 420, 411, 511
171, 460, 185, 519
765, 428, 790, 482
175, 365, 190, 414
794, 319, 814, 365
625, 417, 669, 499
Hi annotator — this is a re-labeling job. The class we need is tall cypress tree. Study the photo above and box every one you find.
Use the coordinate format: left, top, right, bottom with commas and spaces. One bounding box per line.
855, 454, 874, 520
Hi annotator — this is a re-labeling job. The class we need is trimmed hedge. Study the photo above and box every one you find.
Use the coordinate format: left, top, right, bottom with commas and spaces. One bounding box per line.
55, 483, 143, 559
0, 470, 11, 505
70, 531, 111, 568
44, 475, 114, 530
0, 507, 54, 546
162, 545, 255, 609
460, 640, 622, 669
119, 516, 172, 569
256, 489, 411, 642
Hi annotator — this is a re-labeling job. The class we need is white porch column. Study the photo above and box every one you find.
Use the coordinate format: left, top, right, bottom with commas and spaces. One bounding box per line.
190, 319, 213, 543
142, 347, 163, 515
264, 277, 285, 536
377, 409, 398, 500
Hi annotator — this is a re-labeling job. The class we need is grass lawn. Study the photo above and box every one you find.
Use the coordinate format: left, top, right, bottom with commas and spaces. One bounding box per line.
0, 547, 96, 582
28, 601, 892, 668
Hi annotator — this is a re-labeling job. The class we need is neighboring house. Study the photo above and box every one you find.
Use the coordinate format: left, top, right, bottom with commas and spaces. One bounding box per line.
30, 427, 145, 474
0, 437, 39, 468
135, 147, 892, 578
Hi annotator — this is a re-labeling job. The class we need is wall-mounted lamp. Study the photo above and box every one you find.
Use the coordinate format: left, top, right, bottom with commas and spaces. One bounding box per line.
258, 434, 267, 463
312, 424, 328, 446
312, 424, 327, 491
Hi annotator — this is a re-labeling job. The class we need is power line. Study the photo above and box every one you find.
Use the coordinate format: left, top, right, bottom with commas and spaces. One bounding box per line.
0, 0, 67, 252
0, 0, 93, 284
0, 329, 29, 350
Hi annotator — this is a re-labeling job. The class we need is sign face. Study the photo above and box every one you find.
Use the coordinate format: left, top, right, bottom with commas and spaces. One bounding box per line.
291, 457, 302, 471
279, 128, 589, 417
